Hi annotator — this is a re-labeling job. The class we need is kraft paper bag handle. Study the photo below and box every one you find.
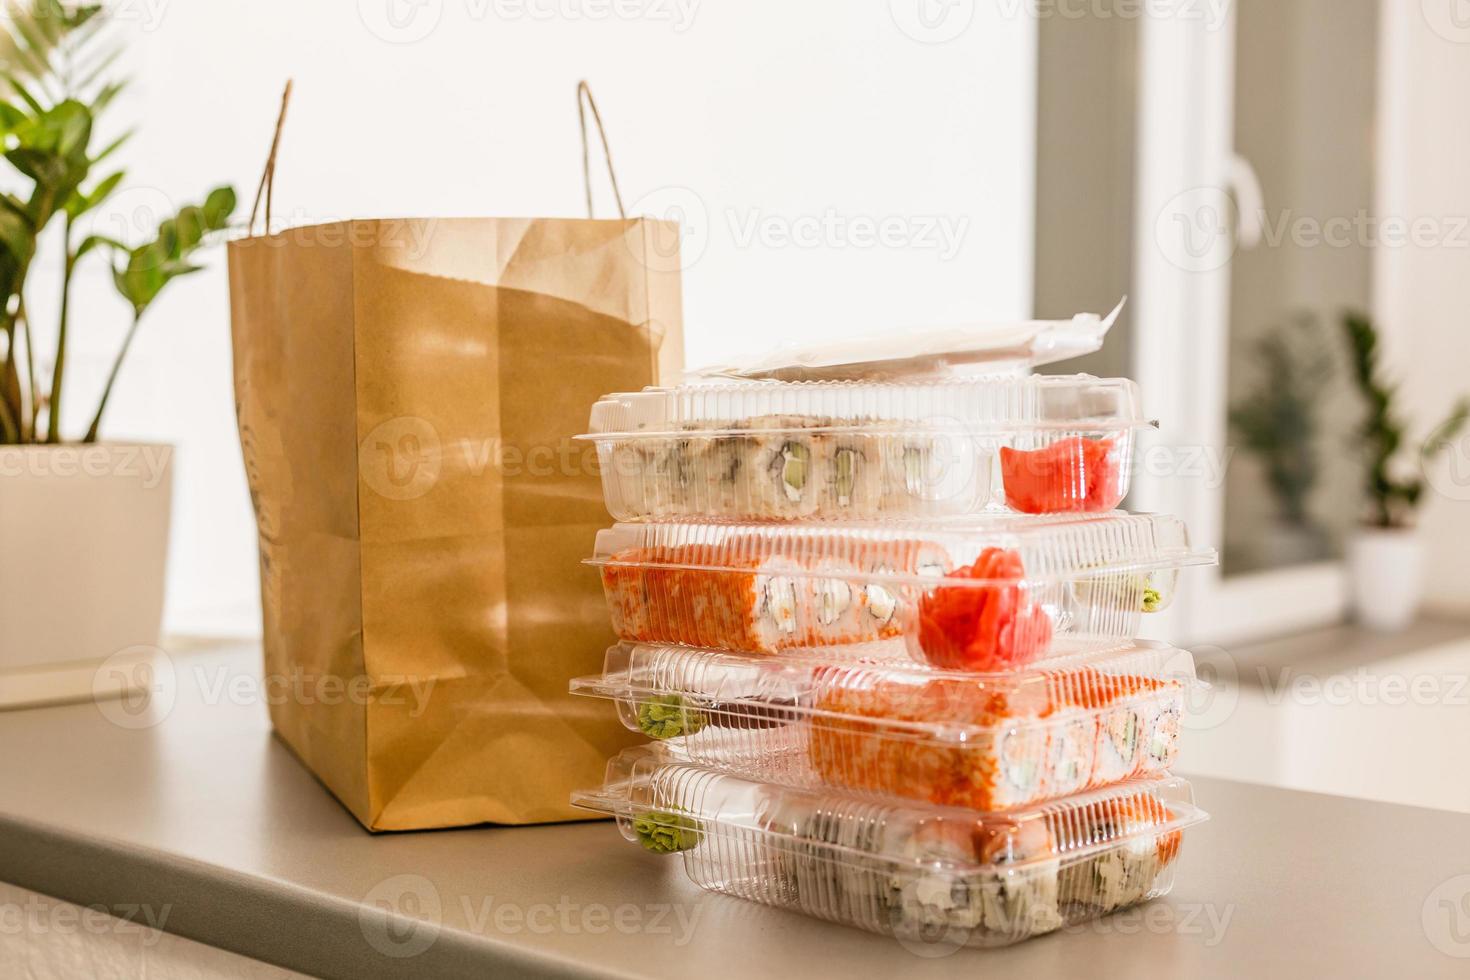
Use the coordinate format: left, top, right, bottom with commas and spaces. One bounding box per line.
576, 80, 626, 220
249, 80, 293, 236
249, 79, 625, 229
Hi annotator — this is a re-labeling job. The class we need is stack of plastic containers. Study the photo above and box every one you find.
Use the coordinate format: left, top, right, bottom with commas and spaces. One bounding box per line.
570, 320, 1215, 949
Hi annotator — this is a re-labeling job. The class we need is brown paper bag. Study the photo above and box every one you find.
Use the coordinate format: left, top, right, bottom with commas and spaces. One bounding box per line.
227, 85, 682, 830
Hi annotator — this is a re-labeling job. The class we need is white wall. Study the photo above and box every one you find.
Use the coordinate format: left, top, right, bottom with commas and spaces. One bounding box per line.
1375, 0, 1470, 614
33, 1, 1037, 635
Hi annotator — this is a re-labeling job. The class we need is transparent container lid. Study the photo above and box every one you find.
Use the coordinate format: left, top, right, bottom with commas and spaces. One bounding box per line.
583, 373, 1151, 440
573, 641, 1196, 810
575, 747, 1203, 872
592, 513, 1213, 670
572, 748, 1206, 947
590, 513, 1210, 585
684, 300, 1126, 382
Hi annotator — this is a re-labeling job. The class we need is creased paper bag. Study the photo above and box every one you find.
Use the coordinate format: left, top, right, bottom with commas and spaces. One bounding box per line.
227, 216, 683, 830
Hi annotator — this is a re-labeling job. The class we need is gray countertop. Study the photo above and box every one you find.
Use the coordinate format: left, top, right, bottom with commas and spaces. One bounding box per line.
1, 642, 1468, 979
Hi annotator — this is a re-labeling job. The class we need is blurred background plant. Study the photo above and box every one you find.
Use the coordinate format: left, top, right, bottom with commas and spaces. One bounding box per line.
1341, 310, 1469, 529
1228, 313, 1335, 530
0, 0, 235, 445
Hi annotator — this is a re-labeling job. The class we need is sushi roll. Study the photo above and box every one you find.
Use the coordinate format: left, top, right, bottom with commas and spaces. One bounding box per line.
1087, 674, 1184, 785
662, 431, 744, 516
739, 416, 824, 518
884, 432, 980, 509
770, 793, 893, 934
968, 817, 1064, 940
604, 437, 669, 518
818, 433, 888, 517
883, 819, 988, 940
1057, 793, 1182, 915
600, 547, 809, 652
1040, 713, 1098, 800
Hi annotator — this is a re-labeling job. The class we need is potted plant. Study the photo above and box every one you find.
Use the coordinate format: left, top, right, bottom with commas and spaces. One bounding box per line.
1228, 314, 1334, 569
1340, 311, 1468, 631
0, 1, 235, 707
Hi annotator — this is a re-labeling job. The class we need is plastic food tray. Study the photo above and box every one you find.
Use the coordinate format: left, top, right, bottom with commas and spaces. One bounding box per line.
573, 749, 1206, 948
582, 375, 1153, 521
589, 514, 1214, 671
572, 641, 1195, 811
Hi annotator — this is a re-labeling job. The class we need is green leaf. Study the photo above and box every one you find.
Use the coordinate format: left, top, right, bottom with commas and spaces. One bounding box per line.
74, 231, 124, 259
202, 186, 237, 229
0, 207, 34, 262
91, 129, 131, 164
173, 204, 204, 249
5, 76, 43, 114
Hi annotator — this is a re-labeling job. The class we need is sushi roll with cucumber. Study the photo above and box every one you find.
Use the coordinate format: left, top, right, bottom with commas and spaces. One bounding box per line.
777, 799, 895, 934
818, 434, 888, 516
1040, 714, 1098, 800
600, 537, 941, 653
741, 417, 824, 518
1088, 675, 1184, 785
1057, 792, 1182, 915
883, 815, 1062, 943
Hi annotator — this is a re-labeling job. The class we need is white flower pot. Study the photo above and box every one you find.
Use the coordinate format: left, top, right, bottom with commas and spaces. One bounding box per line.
1347, 526, 1423, 632
0, 444, 174, 709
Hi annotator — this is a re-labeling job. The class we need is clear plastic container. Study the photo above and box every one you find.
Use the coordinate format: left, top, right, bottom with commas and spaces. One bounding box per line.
589, 514, 1214, 671
572, 641, 1195, 811
582, 375, 1153, 521
573, 748, 1206, 948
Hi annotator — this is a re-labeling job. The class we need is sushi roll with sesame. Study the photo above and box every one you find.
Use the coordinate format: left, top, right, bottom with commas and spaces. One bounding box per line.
740, 417, 824, 518
600, 548, 808, 652
968, 817, 1064, 940
818, 435, 888, 516
1058, 792, 1182, 915
1041, 713, 1098, 800
778, 800, 895, 934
